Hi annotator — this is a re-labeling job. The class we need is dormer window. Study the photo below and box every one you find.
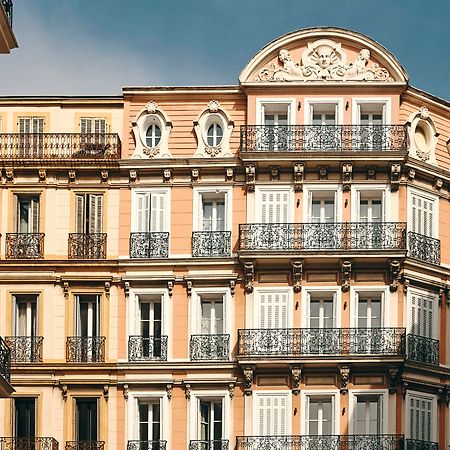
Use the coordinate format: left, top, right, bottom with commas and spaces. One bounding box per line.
146, 123, 161, 148
207, 122, 223, 147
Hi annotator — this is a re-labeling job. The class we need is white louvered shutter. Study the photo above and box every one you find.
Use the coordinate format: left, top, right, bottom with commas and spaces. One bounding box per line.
257, 395, 287, 435
31, 197, 40, 233
410, 293, 433, 338
136, 192, 151, 232
75, 194, 85, 233
260, 190, 289, 223
150, 193, 166, 232
80, 118, 106, 134
258, 292, 288, 329
411, 194, 435, 237
89, 194, 103, 234
409, 396, 432, 441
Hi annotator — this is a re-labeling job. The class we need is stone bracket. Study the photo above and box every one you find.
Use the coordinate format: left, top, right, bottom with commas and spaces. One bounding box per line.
340, 260, 352, 292
292, 260, 303, 293
244, 261, 254, 294
245, 164, 256, 192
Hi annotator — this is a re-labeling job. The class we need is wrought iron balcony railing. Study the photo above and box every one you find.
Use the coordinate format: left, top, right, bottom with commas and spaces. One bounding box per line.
405, 439, 438, 450
1, 0, 13, 27
407, 231, 440, 265
5, 336, 43, 363
127, 441, 167, 450
190, 334, 230, 361
65, 442, 104, 450
236, 435, 404, 450
189, 440, 229, 450
407, 334, 439, 366
5, 233, 44, 259
0, 337, 11, 383
130, 232, 169, 258
0, 437, 59, 450
240, 124, 407, 153
128, 335, 168, 361
239, 222, 406, 252
238, 328, 405, 357
192, 231, 232, 257
0, 133, 120, 160
66, 336, 106, 363
68, 233, 106, 259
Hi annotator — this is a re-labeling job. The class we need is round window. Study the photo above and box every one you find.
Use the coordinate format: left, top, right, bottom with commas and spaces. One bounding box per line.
207, 123, 223, 147
414, 124, 428, 153
146, 124, 161, 147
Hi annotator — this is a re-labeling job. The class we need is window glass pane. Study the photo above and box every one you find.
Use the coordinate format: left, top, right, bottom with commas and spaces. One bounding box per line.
146, 124, 161, 147
324, 200, 334, 222
264, 114, 275, 125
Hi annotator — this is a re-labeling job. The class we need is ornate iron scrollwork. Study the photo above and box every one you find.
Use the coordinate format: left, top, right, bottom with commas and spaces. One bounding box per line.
68, 233, 107, 259
190, 334, 229, 361
407, 334, 440, 366
66, 336, 106, 363
407, 231, 440, 265
188, 440, 229, 450
127, 441, 167, 450
0, 437, 59, 450
128, 335, 168, 361
65, 442, 105, 450
130, 232, 169, 258
192, 231, 231, 257
0, 336, 11, 382
5, 336, 43, 363
5, 233, 44, 259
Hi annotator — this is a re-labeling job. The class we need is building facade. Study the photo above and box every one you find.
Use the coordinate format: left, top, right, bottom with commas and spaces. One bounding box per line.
1, 27, 450, 450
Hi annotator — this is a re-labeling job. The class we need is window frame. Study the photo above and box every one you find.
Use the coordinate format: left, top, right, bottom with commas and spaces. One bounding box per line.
256, 98, 296, 126
131, 188, 171, 234
300, 390, 340, 436
404, 390, 438, 443
193, 187, 232, 233
303, 98, 344, 125
303, 184, 342, 223
350, 286, 390, 328
254, 185, 293, 224
406, 287, 439, 340
407, 187, 439, 239
350, 184, 391, 222
348, 389, 388, 435
351, 97, 392, 125
252, 391, 292, 436
302, 288, 341, 329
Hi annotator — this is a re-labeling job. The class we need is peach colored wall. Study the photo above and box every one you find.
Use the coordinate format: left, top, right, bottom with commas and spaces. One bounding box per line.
119, 188, 131, 256
171, 186, 193, 255
172, 388, 187, 449
172, 283, 189, 359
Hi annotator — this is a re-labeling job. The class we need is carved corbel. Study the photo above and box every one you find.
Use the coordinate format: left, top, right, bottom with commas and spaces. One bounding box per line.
434, 178, 443, 191
104, 281, 111, 300
340, 260, 352, 292
228, 383, 235, 399
38, 169, 46, 182
124, 281, 130, 299
438, 387, 449, 405
101, 170, 109, 182
408, 169, 415, 181
319, 166, 327, 181
292, 261, 303, 293
293, 163, 304, 191
63, 281, 70, 300
5, 168, 14, 182
270, 166, 280, 181
403, 278, 409, 293
388, 366, 401, 394
123, 384, 129, 400
184, 383, 191, 400
342, 163, 352, 191
68, 170, 76, 183
389, 260, 401, 292
61, 384, 68, 401
244, 261, 254, 294
390, 163, 401, 191
129, 170, 138, 183
243, 367, 253, 396
167, 281, 173, 298
245, 164, 256, 192
163, 169, 172, 183
186, 280, 193, 298
103, 385, 109, 401
339, 365, 350, 394
225, 168, 234, 182
291, 366, 302, 395
367, 167, 376, 181
166, 384, 172, 401
229, 280, 236, 296
191, 168, 200, 182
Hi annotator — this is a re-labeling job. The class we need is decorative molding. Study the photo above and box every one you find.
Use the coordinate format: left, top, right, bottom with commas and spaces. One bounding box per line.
389, 260, 401, 292
340, 260, 352, 292
207, 100, 220, 112
244, 261, 254, 294
388, 366, 401, 394
367, 167, 376, 181
184, 383, 191, 400
163, 169, 172, 183
319, 166, 327, 181
191, 168, 200, 183
186, 280, 193, 298
245, 164, 256, 192
339, 365, 350, 394
407, 107, 439, 165
292, 260, 303, 293
167, 281, 173, 298
243, 367, 253, 396
438, 387, 449, 405
129, 170, 138, 183
103, 385, 109, 401
166, 384, 172, 401
433, 178, 443, 191
229, 280, 236, 296
104, 281, 111, 300
123, 384, 129, 400
390, 163, 401, 191
228, 383, 235, 399
226, 168, 234, 182
146, 101, 158, 114
124, 281, 130, 300
408, 169, 415, 181
257, 41, 392, 82
293, 163, 304, 191
38, 169, 46, 182
61, 384, 68, 401
101, 170, 109, 182
270, 166, 280, 181
342, 163, 352, 191
5, 168, 14, 182
291, 366, 301, 395
63, 281, 70, 300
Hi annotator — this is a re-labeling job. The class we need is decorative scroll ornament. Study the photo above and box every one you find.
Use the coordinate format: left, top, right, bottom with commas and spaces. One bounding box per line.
207, 100, 220, 113
257, 39, 392, 82
146, 101, 158, 114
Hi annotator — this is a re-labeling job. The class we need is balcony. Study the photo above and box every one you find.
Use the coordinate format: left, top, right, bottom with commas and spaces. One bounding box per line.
0, 337, 11, 397
192, 231, 231, 257
407, 232, 440, 265
240, 124, 407, 153
128, 335, 168, 362
239, 222, 406, 253
68, 233, 106, 259
407, 334, 439, 366
65, 442, 104, 450
66, 337, 106, 363
405, 439, 438, 450
0, 437, 59, 450
0, 133, 120, 161
236, 435, 404, 449
130, 232, 169, 258
127, 441, 167, 450
5, 336, 43, 363
190, 334, 230, 361
5, 233, 44, 259
238, 328, 405, 358
189, 440, 229, 450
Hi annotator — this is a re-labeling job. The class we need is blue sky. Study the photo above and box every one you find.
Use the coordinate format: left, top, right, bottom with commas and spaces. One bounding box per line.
0, 0, 449, 99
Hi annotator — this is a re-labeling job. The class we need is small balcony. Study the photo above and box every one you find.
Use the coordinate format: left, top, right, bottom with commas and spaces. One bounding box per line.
0, 337, 12, 397
5, 233, 44, 259
240, 124, 407, 153
405, 439, 438, 450
66, 336, 106, 363
68, 233, 106, 259
238, 328, 405, 358
407, 231, 440, 265
65, 442, 104, 450
128, 335, 168, 362
192, 231, 231, 257
407, 334, 439, 366
0, 437, 59, 450
5, 336, 43, 363
0, 133, 120, 161
239, 222, 406, 253
236, 435, 404, 449
190, 334, 230, 361
127, 441, 167, 450
189, 440, 229, 450
130, 232, 169, 258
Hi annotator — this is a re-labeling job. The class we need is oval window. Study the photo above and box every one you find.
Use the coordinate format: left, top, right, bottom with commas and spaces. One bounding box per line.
146, 124, 161, 147
207, 123, 223, 146
414, 125, 428, 153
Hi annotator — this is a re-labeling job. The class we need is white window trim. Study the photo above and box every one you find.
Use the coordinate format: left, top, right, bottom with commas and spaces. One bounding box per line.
300, 389, 340, 435
304, 98, 344, 125
407, 186, 439, 238
192, 186, 232, 232
301, 287, 341, 328
303, 184, 342, 223
253, 287, 293, 329
404, 390, 438, 442
348, 389, 389, 435
406, 287, 439, 339
187, 389, 231, 443
126, 388, 170, 445
349, 286, 390, 328
256, 98, 296, 125
252, 390, 292, 436
350, 184, 391, 222
254, 185, 294, 223
351, 97, 392, 125
126, 288, 172, 362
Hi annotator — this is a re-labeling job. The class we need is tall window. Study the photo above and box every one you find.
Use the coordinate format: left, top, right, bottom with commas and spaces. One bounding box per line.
76, 398, 98, 442
356, 103, 385, 149
138, 400, 161, 444
258, 189, 290, 224
355, 396, 382, 435
18, 117, 45, 157
200, 297, 224, 335
256, 395, 287, 436
15, 398, 36, 439
408, 395, 434, 443
14, 295, 37, 338
307, 397, 334, 435
75, 194, 103, 234
135, 192, 167, 233
138, 295, 163, 358
15, 195, 40, 233
75, 295, 100, 338
199, 399, 223, 446
410, 192, 436, 238
200, 194, 225, 232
